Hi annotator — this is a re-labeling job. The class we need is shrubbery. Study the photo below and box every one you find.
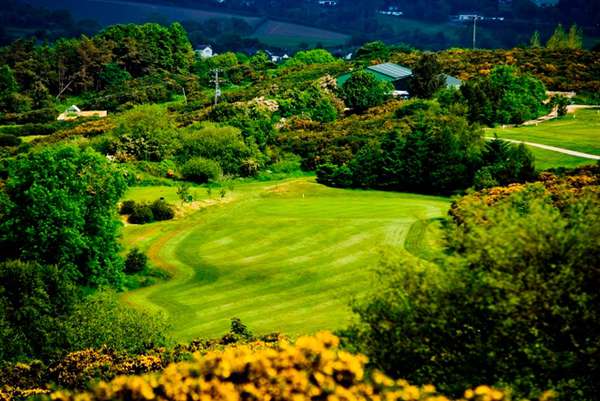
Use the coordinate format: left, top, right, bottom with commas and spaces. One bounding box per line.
122, 199, 175, 225
124, 248, 148, 274
338, 70, 393, 112
344, 171, 600, 400
0, 145, 127, 287
181, 157, 222, 184
41, 333, 554, 401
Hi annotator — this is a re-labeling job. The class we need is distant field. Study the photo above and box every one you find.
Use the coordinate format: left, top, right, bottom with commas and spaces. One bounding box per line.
121, 178, 448, 340
25, 0, 261, 26
253, 20, 350, 48
489, 109, 600, 169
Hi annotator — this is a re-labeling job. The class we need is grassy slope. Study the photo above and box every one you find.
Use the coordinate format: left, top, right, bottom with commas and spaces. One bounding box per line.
488, 109, 600, 169
121, 178, 449, 341
252, 20, 350, 48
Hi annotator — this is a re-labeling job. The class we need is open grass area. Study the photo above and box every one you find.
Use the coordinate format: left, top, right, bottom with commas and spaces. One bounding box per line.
490, 109, 600, 156
488, 109, 600, 170
528, 147, 595, 170
121, 178, 449, 341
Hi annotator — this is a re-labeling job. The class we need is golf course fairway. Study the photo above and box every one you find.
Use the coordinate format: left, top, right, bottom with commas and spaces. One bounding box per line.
121, 178, 450, 341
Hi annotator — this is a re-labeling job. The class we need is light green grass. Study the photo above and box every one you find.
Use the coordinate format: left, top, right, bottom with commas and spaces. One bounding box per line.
487, 109, 600, 170
490, 109, 600, 156
528, 147, 596, 170
121, 178, 449, 341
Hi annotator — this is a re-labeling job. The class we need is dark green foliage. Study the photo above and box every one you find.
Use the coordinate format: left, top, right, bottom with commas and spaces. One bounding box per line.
285, 49, 336, 67
178, 123, 263, 176
0, 134, 21, 147
64, 290, 169, 355
0, 145, 127, 287
394, 99, 440, 118
354, 41, 390, 61
111, 104, 180, 161
128, 204, 154, 225
344, 185, 600, 399
0, 260, 75, 361
408, 53, 445, 99
316, 163, 353, 188
478, 138, 536, 187
460, 65, 547, 125
99, 62, 132, 89
124, 248, 148, 274
317, 109, 485, 193
150, 199, 175, 221
97, 23, 194, 77
338, 70, 393, 112
278, 85, 338, 123
181, 157, 222, 184
550, 94, 570, 116
0, 108, 57, 125
119, 200, 136, 215
230, 317, 253, 340
208, 102, 275, 149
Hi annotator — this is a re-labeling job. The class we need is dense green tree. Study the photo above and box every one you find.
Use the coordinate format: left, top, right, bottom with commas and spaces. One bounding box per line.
338, 70, 393, 112
408, 53, 446, 99
99, 62, 132, 89
354, 41, 390, 61
460, 66, 547, 125
179, 123, 262, 176
0, 260, 76, 361
0, 145, 127, 286
285, 49, 336, 67
529, 30, 541, 48
344, 185, 600, 399
112, 104, 180, 161
181, 157, 223, 184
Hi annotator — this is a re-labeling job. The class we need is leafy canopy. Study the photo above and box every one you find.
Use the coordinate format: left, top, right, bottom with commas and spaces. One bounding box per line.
0, 145, 127, 286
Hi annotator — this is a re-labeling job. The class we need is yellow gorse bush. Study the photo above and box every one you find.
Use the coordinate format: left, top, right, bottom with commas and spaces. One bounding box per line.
47, 332, 553, 401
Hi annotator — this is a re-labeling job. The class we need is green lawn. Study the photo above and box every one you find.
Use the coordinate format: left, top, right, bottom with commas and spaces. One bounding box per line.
488, 109, 600, 169
490, 109, 600, 155
121, 178, 449, 341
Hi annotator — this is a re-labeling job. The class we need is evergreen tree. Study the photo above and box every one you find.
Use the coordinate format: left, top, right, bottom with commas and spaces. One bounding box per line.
408, 53, 446, 99
567, 24, 583, 49
529, 30, 541, 48
546, 24, 567, 49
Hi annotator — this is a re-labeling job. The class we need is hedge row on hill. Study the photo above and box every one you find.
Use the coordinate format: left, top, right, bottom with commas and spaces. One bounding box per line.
390, 48, 600, 92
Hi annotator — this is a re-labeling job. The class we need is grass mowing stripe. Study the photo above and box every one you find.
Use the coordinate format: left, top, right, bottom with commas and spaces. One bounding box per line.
121, 178, 449, 340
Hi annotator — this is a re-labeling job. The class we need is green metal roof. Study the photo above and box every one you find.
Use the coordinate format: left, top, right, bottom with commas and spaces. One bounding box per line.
336, 64, 462, 90
367, 63, 412, 80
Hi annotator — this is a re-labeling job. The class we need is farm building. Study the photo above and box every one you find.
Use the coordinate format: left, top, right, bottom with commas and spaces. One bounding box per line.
336, 62, 462, 96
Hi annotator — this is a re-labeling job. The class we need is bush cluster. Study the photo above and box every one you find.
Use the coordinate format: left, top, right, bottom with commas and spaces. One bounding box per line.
345, 168, 600, 400
41, 333, 555, 401
181, 157, 222, 184
120, 199, 175, 225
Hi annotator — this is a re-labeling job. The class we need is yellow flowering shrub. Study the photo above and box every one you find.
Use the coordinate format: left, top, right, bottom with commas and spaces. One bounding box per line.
47, 333, 552, 401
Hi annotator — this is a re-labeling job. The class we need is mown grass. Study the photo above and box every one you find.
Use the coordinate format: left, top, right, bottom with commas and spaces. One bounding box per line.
490, 109, 600, 156
121, 177, 449, 340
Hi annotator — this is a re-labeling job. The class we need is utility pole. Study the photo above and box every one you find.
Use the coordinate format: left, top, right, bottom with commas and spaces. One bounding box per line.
210, 69, 223, 106
472, 15, 479, 49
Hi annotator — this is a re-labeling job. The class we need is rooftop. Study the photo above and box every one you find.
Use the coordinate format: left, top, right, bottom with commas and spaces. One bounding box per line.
367, 63, 413, 80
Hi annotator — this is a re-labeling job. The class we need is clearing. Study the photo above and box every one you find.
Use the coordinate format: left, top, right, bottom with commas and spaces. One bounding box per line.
121, 178, 448, 341
488, 108, 600, 170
